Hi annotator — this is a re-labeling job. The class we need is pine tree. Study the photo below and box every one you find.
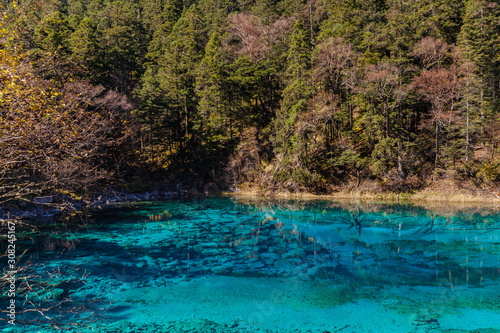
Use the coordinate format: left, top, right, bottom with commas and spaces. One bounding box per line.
458, 0, 500, 161
69, 17, 102, 81
144, 0, 183, 62
135, 4, 205, 170
195, 30, 235, 172
196, 30, 233, 139
272, 20, 314, 187
32, 11, 73, 81
159, 4, 205, 137
198, 0, 238, 32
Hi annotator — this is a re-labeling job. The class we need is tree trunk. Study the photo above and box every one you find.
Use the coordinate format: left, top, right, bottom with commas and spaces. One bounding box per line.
397, 141, 406, 179
184, 93, 189, 137
435, 121, 439, 166
465, 83, 470, 165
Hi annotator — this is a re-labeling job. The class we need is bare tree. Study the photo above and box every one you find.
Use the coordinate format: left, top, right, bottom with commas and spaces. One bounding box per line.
0, 46, 135, 210
313, 37, 358, 95
411, 67, 462, 165
412, 37, 449, 70
228, 13, 292, 62
360, 62, 406, 139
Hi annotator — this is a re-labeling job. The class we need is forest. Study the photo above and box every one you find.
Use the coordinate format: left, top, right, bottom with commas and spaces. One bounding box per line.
1, 0, 499, 203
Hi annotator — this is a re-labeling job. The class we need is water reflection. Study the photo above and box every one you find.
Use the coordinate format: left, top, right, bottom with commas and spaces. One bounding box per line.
1, 198, 499, 332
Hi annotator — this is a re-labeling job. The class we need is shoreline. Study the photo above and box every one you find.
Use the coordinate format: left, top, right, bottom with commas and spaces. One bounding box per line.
0, 190, 185, 226
222, 187, 500, 204
3, 185, 500, 226
222, 188, 500, 215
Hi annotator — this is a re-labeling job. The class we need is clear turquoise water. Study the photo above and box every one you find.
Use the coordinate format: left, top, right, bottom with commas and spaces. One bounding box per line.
2, 197, 500, 332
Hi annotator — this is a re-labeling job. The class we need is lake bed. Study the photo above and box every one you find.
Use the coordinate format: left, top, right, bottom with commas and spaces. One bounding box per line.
2, 197, 500, 332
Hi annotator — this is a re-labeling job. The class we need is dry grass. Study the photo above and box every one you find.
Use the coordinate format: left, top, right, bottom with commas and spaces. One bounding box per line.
222, 180, 500, 205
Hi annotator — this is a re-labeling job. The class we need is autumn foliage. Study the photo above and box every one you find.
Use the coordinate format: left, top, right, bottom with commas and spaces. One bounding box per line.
0, 38, 132, 203
0, 0, 499, 198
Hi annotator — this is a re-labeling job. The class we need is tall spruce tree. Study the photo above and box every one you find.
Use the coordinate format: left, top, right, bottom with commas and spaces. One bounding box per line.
32, 11, 73, 81
195, 30, 235, 172
272, 20, 314, 186
458, 0, 500, 162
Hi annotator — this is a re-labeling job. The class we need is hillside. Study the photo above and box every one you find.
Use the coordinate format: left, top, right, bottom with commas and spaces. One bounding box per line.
1, 0, 500, 202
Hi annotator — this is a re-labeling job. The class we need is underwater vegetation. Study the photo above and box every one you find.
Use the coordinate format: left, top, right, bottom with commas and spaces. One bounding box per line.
1, 198, 499, 332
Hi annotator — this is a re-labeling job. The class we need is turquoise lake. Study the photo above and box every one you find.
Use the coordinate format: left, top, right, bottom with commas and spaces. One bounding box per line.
2, 197, 500, 332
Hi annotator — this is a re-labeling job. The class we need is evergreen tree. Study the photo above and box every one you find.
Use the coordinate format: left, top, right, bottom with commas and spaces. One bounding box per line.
458, 0, 500, 115
3, 0, 500, 193
159, 4, 205, 137
195, 30, 235, 171
32, 11, 73, 81
198, 0, 238, 32
136, 4, 205, 172
458, 0, 500, 164
99, 0, 149, 91
196, 31, 232, 138
272, 20, 314, 187
143, 0, 183, 62
69, 17, 102, 81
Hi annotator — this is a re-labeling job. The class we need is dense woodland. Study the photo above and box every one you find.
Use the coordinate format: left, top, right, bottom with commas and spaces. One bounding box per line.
1, 0, 500, 202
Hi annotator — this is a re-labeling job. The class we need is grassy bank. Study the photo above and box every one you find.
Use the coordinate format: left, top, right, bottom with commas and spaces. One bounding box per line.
222, 183, 500, 204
